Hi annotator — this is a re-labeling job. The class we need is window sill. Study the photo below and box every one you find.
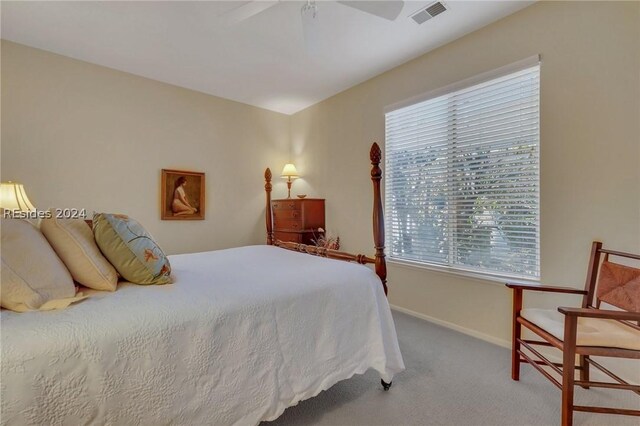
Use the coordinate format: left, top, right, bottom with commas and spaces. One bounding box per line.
387, 257, 540, 287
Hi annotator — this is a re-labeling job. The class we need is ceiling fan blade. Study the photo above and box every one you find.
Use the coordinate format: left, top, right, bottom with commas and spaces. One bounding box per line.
219, 1, 279, 26
337, 1, 404, 21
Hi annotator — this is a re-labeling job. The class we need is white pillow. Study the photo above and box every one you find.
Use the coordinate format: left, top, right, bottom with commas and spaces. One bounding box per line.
40, 212, 118, 291
1, 218, 86, 312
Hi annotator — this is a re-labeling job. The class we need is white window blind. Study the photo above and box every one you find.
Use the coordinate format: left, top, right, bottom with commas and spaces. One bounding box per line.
385, 63, 540, 279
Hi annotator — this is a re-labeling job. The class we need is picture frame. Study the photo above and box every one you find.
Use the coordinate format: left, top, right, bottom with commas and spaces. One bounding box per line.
161, 169, 205, 220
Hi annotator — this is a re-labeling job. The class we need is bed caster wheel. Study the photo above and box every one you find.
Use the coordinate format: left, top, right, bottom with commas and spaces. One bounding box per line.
381, 379, 392, 391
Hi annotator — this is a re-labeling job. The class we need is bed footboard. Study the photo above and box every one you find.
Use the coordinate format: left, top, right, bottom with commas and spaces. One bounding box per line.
275, 240, 375, 265
264, 143, 388, 295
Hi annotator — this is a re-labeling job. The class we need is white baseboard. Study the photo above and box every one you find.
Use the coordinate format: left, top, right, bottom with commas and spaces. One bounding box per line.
390, 304, 510, 349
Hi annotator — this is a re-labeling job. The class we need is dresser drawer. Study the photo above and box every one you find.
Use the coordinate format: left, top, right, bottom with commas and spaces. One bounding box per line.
272, 209, 300, 220
274, 231, 302, 243
274, 218, 303, 231
272, 200, 299, 210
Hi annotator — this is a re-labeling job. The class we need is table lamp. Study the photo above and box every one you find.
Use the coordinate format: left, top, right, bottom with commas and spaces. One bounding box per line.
281, 163, 299, 199
0, 181, 36, 214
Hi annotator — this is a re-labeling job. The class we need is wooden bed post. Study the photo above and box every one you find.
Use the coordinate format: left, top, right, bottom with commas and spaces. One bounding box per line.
265, 168, 274, 245
370, 143, 387, 295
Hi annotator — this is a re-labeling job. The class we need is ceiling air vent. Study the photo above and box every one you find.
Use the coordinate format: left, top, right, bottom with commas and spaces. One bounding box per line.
410, 2, 447, 25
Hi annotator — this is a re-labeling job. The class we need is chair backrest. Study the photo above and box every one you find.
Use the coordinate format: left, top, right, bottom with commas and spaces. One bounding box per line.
582, 241, 640, 313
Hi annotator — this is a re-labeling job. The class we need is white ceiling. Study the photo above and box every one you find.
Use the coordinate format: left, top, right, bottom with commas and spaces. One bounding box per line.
1, 1, 534, 115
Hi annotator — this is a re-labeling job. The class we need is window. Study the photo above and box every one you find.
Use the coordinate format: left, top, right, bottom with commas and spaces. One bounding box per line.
385, 60, 540, 280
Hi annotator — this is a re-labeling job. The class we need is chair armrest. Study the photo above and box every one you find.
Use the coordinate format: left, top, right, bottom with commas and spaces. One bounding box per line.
505, 282, 587, 295
558, 307, 640, 321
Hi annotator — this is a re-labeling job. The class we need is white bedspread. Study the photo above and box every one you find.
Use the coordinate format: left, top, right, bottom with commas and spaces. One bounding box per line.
1, 245, 404, 425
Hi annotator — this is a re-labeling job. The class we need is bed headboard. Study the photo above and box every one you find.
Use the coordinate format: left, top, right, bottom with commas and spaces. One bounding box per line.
264, 142, 388, 295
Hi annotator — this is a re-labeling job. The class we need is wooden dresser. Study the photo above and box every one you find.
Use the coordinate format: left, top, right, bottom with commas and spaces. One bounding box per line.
271, 198, 325, 244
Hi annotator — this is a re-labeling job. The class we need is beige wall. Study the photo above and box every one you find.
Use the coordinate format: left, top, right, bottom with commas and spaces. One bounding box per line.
291, 1, 640, 346
1, 40, 291, 255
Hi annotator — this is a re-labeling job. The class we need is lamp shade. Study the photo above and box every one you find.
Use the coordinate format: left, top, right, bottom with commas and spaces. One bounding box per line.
0, 182, 36, 212
281, 163, 299, 178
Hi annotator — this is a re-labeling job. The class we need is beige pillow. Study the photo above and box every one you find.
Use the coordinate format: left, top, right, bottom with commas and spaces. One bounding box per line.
40, 212, 118, 291
1, 218, 86, 312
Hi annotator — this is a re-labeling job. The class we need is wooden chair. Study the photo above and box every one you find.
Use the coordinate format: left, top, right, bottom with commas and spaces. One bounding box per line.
506, 241, 640, 426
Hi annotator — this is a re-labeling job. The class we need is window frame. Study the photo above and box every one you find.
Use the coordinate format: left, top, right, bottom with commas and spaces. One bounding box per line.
384, 56, 541, 282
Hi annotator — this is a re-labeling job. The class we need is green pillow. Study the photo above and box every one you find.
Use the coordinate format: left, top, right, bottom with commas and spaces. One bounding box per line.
93, 213, 172, 285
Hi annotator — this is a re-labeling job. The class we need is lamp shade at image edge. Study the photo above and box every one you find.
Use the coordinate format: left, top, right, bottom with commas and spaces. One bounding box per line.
0, 182, 36, 211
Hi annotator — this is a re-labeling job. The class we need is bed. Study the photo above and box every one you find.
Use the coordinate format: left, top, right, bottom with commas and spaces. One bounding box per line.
0, 143, 404, 425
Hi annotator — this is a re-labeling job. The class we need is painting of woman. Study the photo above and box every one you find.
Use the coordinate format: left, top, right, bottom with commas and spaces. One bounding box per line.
161, 169, 205, 220
172, 176, 198, 216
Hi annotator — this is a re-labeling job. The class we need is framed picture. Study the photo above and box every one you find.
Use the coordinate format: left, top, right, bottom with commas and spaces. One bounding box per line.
161, 169, 205, 220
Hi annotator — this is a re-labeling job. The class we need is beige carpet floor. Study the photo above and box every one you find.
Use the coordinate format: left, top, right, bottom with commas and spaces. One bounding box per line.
266, 311, 639, 426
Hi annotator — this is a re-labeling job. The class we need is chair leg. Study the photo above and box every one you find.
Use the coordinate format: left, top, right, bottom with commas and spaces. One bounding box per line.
511, 289, 523, 381
579, 355, 590, 389
512, 321, 521, 381
562, 316, 578, 426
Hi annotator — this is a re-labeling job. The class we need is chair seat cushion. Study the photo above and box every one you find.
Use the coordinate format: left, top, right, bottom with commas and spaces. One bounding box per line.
521, 308, 640, 350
